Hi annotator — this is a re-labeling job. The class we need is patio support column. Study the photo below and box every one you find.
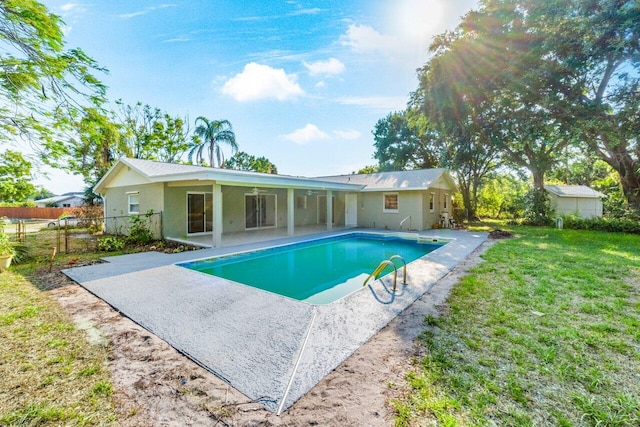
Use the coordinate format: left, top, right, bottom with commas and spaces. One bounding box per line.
326, 189, 333, 231
213, 183, 223, 247
287, 188, 294, 236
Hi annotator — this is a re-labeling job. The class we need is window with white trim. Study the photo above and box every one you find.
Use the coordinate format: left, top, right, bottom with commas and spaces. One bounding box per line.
383, 192, 399, 213
429, 193, 435, 212
443, 193, 449, 210
128, 193, 140, 214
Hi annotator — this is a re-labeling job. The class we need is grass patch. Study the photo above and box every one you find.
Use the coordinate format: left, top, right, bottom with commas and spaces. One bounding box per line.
0, 270, 117, 425
394, 226, 640, 426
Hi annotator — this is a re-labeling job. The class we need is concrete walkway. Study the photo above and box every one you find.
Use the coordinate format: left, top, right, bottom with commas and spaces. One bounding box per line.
63, 229, 487, 413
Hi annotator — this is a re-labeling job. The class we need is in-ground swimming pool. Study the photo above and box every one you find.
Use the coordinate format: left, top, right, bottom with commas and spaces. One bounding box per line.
178, 233, 444, 304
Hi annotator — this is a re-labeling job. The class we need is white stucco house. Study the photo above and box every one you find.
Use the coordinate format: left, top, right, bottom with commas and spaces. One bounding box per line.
34, 192, 86, 208
93, 158, 459, 247
545, 185, 605, 218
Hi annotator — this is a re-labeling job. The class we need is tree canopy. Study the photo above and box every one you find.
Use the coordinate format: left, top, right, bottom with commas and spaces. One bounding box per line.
415, 0, 640, 214
0, 0, 106, 148
225, 151, 277, 174
372, 111, 439, 171
0, 150, 35, 202
189, 117, 237, 168
115, 101, 191, 163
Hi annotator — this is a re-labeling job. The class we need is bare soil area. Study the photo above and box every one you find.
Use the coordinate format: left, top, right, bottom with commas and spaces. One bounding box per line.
48, 241, 493, 426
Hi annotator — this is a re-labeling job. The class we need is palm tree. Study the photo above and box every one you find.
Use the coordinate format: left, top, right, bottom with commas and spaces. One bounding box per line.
188, 116, 238, 167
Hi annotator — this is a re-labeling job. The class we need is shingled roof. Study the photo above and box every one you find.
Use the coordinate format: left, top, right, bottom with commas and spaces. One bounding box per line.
317, 168, 457, 192
544, 185, 605, 198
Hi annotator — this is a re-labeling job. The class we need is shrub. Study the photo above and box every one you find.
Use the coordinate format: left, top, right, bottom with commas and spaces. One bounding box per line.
11, 244, 31, 264
127, 212, 154, 246
522, 189, 554, 226
97, 236, 125, 252
561, 215, 640, 234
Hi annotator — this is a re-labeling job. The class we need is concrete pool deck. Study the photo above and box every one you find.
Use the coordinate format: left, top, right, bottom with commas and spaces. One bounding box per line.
63, 228, 487, 413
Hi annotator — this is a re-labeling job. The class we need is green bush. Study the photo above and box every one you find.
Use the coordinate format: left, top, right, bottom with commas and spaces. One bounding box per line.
127, 214, 153, 246
561, 215, 640, 234
97, 236, 125, 252
11, 244, 31, 264
522, 189, 554, 226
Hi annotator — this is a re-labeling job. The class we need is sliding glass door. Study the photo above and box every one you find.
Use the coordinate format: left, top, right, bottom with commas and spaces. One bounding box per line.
187, 193, 213, 234
245, 194, 276, 230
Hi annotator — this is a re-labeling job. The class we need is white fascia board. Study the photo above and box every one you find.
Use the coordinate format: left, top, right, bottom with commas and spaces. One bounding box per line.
359, 186, 432, 192
151, 172, 363, 191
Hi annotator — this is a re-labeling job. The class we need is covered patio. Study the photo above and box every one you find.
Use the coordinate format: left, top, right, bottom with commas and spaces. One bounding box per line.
167, 224, 354, 248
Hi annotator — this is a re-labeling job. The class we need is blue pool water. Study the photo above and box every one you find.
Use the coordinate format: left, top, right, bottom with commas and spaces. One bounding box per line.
179, 233, 443, 304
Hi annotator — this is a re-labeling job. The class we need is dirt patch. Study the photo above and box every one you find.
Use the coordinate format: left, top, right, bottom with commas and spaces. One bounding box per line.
31, 258, 104, 291
48, 240, 494, 426
488, 229, 514, 239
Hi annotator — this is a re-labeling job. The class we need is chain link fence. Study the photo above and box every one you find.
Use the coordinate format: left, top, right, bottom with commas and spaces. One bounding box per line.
52, 212, 163, 254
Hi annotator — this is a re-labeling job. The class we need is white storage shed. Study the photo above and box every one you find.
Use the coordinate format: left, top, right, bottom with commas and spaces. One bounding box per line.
544, 185, 605, 218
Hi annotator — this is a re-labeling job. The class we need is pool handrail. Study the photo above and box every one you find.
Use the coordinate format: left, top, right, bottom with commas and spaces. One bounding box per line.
389, 254, 407, 285
363, 259, 398, 291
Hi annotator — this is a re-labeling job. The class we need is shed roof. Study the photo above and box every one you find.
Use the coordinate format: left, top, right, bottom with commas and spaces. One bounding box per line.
544, 185, 605, 198
318, 168, 458, 192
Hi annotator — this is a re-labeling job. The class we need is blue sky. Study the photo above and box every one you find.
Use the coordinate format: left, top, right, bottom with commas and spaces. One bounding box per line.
35, 0, 478, 194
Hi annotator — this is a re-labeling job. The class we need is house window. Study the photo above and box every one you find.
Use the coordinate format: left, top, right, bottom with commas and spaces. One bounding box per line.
62, 203, 71, 208
443, 193, 449, 210
296, 195, 307, 209
383, 193, 399, 213
429, 193, 435, 212
128, 193, 140, 214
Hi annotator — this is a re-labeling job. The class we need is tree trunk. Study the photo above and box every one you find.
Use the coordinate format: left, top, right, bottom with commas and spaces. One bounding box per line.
459, 183, 475, 221
620, 169, 640, 216
593, 134, 640, 216
531, 167, 545, 191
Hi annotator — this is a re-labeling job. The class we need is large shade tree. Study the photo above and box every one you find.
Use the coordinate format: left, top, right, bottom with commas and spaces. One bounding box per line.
65, 108, 125, 186
418, 0, 640, 214
115, 101, 191, 163
0, 0, 105, 149
412, 53, 500, 220
416, 1, 576, 193
189, 117, 237, 168
225, 151, 277, 174
372, 111, 439, 171
0, 150, 35, 202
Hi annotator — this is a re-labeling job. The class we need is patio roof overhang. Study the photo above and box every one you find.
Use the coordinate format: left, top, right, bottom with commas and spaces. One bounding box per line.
161, 172, 364, 192
95, 158, 364, 194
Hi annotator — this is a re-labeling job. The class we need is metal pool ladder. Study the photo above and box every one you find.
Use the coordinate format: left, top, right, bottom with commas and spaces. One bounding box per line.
363, 255, 407, 291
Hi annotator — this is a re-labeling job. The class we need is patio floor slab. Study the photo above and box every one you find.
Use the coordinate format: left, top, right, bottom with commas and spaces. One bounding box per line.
63, 229, 487, 413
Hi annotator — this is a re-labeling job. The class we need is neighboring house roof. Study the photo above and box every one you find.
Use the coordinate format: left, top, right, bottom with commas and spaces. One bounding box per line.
94, 158, 365, 193
35, 193, 85, 205
544, 185, 605, 198
318, 169, 458, 192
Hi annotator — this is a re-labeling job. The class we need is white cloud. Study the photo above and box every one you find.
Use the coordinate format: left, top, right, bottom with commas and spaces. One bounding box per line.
61, 3, 77, 11
163, 36, 191, 43
222, 63, 304, 102
119, 4, 177, 19
334, 129, 361, 140
289, 8, 322, 16
338, 96, 408, 112
303, 58, 345, 77
340, 0, 477, 66
280, 124, 330, 144
339, 24, 396, 55
57, 3, 88, 34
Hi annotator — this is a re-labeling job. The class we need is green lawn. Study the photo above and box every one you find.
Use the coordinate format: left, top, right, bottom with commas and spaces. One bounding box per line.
394, 226, 640, 426
0, 271, 117, 426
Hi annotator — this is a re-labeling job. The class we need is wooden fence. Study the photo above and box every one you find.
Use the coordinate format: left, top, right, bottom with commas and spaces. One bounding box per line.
0, 207, 74, 219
